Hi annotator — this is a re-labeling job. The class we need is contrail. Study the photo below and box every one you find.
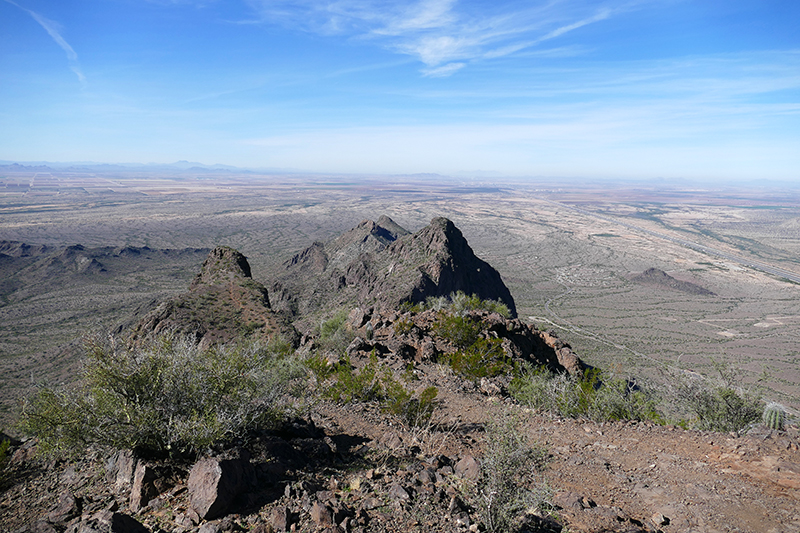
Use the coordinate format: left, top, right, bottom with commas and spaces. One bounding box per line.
4, 0, 86, 84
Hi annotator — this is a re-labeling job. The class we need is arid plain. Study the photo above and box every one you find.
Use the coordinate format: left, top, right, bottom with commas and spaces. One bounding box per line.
1, 170, 799, 423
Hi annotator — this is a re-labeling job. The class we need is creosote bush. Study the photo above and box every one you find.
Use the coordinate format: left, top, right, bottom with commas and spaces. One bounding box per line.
18, 333, 305, 459
472, 415, 550, 533
317, 308, 355, 355
510, 365, 662, 423
432, 313, 514, 380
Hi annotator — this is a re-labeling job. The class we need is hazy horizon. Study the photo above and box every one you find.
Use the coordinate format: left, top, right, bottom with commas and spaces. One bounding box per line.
1, 0, 798, 181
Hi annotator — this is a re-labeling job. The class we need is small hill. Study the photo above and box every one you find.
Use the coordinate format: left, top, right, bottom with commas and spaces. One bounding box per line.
632, 268, 715, 296
270, 216, 516, 327
129, 246, 299, 347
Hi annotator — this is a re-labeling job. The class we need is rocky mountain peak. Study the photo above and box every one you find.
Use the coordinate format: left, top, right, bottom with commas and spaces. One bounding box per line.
270, 216, 517, 325
388, 217, 517, 317
191, 246, 252, 288
132, 247, 298, 348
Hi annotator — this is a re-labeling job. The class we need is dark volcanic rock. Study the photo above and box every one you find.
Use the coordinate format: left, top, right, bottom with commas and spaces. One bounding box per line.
188, 451, 253, 520
271, 216, 516, 324
633, 268, 715, 296
345, 307, 585, 376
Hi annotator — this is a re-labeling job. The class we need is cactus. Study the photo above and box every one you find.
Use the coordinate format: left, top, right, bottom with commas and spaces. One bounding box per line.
762, 402, 786, 431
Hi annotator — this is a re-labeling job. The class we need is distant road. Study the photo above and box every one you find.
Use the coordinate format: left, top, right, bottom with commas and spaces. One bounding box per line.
539, 198, 800, 285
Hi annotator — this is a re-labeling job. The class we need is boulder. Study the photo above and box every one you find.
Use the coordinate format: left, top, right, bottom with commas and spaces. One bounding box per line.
129, 462, 160, 513
188, 451, 252, 520
454, 455, 480, 480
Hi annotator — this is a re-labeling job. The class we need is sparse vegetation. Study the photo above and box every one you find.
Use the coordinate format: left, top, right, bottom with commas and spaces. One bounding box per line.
317, 308, 355, 355
432, 309, 514, 379
471, 415, 550, 533
440, 337, 514, 380
17, 333, 305, 459
510, 365, 662, 423
403, 291, 511, 318
433, 313, 482, 349
312, 352, 438, 428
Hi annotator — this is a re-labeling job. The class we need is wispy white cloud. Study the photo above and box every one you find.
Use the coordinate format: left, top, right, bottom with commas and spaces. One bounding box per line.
237, 50, 800, 178
3, 0, 86, 84
422, 61, 465, 77
242, 0, 638, 76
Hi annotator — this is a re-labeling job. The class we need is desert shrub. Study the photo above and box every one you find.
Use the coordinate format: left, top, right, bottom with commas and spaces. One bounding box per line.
440, 338, 514, 380
399, 300, 425, 314
674, 381, 762, 432
669, 364, 763, 433
384, 382, 438, 428
510, 365, 662, 423
321, 353, 438, 427
317, 309, 354, 355
393, 317, 414, 336
449, 291, 511, 318
472, 415, 550, 533
304, 352, 336, 384
401, 292, 511, 318
433, 314, 482, 349
424, 291, 511, 318
325, 353, 383, 404
18, 333, 305, 459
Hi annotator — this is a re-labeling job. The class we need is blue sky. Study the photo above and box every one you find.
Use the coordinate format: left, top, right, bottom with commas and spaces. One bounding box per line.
1, 0, 798, 180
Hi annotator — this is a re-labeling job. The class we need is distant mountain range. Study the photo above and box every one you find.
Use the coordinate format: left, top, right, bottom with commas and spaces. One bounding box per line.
0, 160, 283, 174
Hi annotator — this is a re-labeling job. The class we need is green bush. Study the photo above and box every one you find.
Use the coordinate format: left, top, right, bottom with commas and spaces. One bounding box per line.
401, 291, 511, 318
449, 291, 511, 318
433, 314, 482, 349
670, 365, 763, 432
18, 333, 305, 459
474, 415, 550, 533
510, 365, 662, 423
321, 352, 438, 428
677, 384, 762, 432
325, 353, 383, 404
317, 309, 354, 355
440, 338, 514, 380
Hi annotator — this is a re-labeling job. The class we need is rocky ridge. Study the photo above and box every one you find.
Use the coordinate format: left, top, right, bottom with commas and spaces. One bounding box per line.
270, 217, 517, 328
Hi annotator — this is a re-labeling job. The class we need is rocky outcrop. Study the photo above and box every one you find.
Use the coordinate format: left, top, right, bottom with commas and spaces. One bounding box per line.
271, 216, 517, 326
338, 306, 585, 377
129, 246, 298, 347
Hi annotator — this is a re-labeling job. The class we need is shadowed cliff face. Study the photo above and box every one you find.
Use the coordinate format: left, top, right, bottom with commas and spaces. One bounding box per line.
269, 216, 517, 325
130, 246, 298, 347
